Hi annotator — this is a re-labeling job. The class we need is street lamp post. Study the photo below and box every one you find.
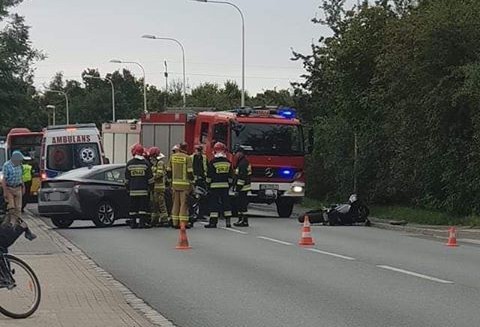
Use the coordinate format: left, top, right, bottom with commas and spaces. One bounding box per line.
192, 0, 245, 107
110, 59, 148, 113
84, 74, 116, 122
142, 34, 187, 108
46, 105, 56, 126
45, 89, 69, 124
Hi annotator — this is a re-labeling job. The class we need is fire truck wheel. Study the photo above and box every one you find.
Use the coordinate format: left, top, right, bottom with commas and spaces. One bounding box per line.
276, 199, 294, 218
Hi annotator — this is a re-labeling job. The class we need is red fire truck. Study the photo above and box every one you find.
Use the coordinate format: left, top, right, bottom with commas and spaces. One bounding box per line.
139, 107, 312, 217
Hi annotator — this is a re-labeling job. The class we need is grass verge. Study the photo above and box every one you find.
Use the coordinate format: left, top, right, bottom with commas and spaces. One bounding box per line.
301, 198, 480, 226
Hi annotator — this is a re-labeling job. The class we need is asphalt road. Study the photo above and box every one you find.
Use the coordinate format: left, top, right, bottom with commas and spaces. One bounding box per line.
33, 204, 480, 327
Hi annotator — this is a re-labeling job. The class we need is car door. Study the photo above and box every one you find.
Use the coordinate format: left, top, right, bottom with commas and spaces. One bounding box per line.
103, 167, 129, 218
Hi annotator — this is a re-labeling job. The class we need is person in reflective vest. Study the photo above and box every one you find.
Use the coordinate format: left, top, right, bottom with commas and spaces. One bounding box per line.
232, 147, 252, 227
166, 143, 194, 229
149, 147, 169, 227
21, 156, 33, 212
205, 142, 233, 228
125, 143, 154, 229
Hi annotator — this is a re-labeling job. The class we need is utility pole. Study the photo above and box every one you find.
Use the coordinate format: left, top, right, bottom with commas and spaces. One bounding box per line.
353, 132, 358, 193
164, 60, 169, 109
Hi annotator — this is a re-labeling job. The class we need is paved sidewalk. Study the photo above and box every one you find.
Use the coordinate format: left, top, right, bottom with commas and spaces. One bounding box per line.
0, 214, 174, 327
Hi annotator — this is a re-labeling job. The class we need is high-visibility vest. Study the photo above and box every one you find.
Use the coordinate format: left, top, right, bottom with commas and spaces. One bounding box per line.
166, 152, 193, 190
152, 160, 166, 191
22, 164, 33, 183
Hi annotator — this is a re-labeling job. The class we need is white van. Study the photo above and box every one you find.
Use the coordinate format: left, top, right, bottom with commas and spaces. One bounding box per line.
40, 124, 106, 179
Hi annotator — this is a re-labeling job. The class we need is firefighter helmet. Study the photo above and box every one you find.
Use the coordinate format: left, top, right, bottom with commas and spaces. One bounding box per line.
149, 146, 161, 158
131, 143, 144, 156
213, 142, 227, 154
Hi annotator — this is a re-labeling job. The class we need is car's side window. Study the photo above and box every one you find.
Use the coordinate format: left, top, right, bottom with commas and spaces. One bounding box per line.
91, 172, 106, 181
105, 168, 125, 183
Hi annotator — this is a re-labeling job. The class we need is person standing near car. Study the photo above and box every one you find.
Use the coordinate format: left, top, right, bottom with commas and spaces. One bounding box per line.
192, 144, 208, 219
149, 147, 169, 227
166, 142, 194, 229
2, 151, 25, 224
21, 156, 33, 213
205, 142, 233, 228
232, 147, 251, 227
125, 144, 154, 229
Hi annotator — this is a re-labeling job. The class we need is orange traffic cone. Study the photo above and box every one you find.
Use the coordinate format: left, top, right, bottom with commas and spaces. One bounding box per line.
299, 215, 315, 247
446, 227, 458, 247
176, 222, 192, 250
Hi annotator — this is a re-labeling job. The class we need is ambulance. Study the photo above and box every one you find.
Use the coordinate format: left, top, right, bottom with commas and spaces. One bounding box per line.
40, 124, 106, 179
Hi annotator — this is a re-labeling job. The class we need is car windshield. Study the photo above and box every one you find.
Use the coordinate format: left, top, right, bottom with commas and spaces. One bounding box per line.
47, 143, 101, 172
231, 123, 304, 155
0, 147, 5, 171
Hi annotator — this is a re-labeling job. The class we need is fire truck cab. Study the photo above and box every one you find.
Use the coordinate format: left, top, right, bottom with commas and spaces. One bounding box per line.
141, 106, 311, 218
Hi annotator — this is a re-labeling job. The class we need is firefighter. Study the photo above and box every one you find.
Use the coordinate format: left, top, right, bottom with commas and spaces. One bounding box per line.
149, 147, 169, 227
192, 145, 207, 184
192, 144, 208, 219
125, 143, 154, 229
166, 142, 194, 229
205, 142, 233, 228
165, 144, 180, 222
232, 147, 252, 227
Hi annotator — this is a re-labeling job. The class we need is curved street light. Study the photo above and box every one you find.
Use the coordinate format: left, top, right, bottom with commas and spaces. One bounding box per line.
109, 59, 148, 113
142, 34, 187, 108
44, 89, 69, 124
84, 74, 116, 122
191, 0, 245, 107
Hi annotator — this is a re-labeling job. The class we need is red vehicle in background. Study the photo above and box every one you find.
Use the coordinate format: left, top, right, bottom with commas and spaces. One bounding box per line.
139, 107, 312, 217
5, 128, 43, 197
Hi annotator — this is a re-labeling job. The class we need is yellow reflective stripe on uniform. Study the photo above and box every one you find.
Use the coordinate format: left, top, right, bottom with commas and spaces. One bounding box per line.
210, 182, 229, 188
237, 179, 245, 185
241, 185, 251, 191
129, 190, 148, 196
213, 162, 231, 173
187, 168, 193, 173
206, 177, 212, 183
224, 211, 232, 217
203, 156, 208, 172
173, 181, 191, 185
210, 212, 219, 218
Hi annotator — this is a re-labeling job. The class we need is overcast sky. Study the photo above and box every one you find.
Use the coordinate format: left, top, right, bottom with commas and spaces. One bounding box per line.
16, 0, 333, 94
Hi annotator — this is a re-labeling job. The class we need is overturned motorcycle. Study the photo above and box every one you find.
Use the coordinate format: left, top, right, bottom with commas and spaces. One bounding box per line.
299, 194, 371, 226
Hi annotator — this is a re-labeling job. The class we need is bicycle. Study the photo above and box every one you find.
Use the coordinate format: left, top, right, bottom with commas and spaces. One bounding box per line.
0, 212, 41, 319
0, 252, 41, 318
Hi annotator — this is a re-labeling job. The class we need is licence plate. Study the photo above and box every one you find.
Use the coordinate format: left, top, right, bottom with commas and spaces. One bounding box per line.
48, 192, 62, 201
260, 184, 279, 190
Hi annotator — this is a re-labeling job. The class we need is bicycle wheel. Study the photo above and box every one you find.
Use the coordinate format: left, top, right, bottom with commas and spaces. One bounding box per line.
0, 254, 41, 319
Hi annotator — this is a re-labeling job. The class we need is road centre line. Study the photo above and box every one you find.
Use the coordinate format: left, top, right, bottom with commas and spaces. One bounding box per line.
377, 265, 454, 284
257, 236, 293, 246
306, 248, 356, 261
220, 227, 248, 235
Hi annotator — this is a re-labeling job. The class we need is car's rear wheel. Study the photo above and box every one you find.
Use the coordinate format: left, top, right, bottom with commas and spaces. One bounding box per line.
51, 217, 73, 228
92, 201, 116, 227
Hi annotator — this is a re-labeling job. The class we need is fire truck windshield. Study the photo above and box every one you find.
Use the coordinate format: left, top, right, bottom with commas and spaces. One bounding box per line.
231, 123, 304, 155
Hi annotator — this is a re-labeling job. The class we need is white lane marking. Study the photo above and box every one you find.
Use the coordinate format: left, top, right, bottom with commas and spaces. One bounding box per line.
257, 236, 293, 246
377, 265, 454, 284
306, 248, 356, 261
220, 227, 248, 235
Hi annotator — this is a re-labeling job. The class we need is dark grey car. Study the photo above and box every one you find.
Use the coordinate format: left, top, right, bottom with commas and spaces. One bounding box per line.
38, 164, 129, 228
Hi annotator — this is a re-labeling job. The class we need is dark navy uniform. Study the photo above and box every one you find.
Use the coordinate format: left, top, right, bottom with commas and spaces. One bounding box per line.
125, 156, 154, 228
205, 156, 233, 228
233, 155, 251, 227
